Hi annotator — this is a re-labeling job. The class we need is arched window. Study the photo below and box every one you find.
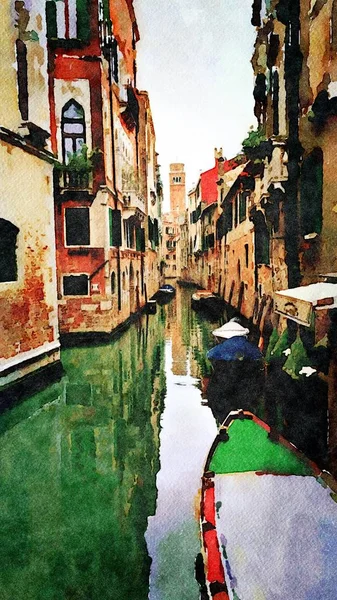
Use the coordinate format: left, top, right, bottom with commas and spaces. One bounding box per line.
61, 100, 86, 163
331, 0, 337, 52
250, 209, 270, 265
0, 219, 19, 282
111, 271, 116, 294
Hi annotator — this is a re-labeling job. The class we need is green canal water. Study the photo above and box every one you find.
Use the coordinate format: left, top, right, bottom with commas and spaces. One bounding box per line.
0, 287, 328, 599
0, 288, 219, 600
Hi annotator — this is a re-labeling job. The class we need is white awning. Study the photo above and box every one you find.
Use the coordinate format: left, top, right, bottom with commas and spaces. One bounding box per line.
275, 283, 337, 326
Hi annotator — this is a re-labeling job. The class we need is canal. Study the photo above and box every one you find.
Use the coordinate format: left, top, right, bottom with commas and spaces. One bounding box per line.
0, 286, 329, 599
0, 287, 218, 600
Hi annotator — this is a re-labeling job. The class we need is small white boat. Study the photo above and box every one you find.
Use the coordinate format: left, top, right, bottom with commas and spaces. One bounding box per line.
191, 290, 224, 315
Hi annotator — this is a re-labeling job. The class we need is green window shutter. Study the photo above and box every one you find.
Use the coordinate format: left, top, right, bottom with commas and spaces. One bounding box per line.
103, 0, 110, 20
76, 0, 91, 42
109, 209, 122, 247
239, 192, 247, 223
154, 219, 159, 246
109, 208, 113, 246
136, 227, 141, 251
300, 148, 323, 236
140, 228, 145, 252
148, 217, 154, 242
46, 1, 57, 39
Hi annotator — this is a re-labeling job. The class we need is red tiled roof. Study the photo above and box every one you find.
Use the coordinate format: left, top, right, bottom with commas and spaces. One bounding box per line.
200, 158, 241, 206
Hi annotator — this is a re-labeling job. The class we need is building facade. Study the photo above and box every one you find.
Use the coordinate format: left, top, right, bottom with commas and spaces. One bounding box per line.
1, 0, 162, 390
47, 0, 162, 338
0, 0, 60, 388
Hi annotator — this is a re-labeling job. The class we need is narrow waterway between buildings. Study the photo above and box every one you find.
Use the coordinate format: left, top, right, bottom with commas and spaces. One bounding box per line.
0, 286, 329, 599
0, 287, 219, 600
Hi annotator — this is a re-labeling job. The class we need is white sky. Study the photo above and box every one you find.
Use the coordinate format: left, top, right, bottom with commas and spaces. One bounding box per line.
134, 0, 256, 210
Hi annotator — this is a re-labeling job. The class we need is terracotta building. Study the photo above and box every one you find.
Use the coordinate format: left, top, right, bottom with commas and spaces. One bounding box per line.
186, 151, 246, 295
47, 0, 162, 338
0, 0, 60, 389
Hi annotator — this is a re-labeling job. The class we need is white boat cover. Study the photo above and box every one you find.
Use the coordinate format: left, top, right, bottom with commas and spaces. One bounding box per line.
214, 472, 337, 599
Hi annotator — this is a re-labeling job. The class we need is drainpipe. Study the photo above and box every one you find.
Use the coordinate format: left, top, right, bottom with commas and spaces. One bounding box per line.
107, 44, 122, 311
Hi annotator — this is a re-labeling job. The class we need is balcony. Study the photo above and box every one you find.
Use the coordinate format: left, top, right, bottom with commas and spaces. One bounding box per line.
123, 191, 146, 216
59, 168, 93, 190
54, 147, 99, 199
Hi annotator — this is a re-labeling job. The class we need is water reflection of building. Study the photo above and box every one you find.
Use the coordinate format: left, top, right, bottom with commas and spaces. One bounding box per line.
165, 288, 188, 376
163, 287, 221, 381
0, 311, 166, 599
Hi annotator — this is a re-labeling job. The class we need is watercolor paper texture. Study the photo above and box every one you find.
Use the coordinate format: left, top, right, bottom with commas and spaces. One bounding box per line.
1, 1, 337, 599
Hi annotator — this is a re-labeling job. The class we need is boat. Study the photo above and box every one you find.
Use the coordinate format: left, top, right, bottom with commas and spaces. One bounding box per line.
158, 283, 175, 294
144, 299, 157, 314
207, 321, 262, 363
191, 290, 224, 316
205, 321, 264, 423
150, 284, 176, 305
197, 410, 337, 600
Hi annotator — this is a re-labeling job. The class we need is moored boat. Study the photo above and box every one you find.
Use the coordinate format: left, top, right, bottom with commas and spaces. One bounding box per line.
191, 290, 224, 316
150, 284, 175, 305
198, 410, 337, 600
158, 283, 175, 294
144, 299, 157, 314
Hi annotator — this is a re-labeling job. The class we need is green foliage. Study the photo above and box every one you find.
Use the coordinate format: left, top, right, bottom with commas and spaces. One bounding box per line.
283, 333, 311, 380
265, 328, 279, 363
268, 328, 289, 360
55, 145, 101, 173
242, 126, 267, 149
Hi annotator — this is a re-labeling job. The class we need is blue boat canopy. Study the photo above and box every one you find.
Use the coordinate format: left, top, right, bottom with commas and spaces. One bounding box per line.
207, 336, 263, 361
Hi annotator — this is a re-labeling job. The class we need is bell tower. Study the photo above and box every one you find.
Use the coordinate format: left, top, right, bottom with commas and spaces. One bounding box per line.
169, 163, 186, 215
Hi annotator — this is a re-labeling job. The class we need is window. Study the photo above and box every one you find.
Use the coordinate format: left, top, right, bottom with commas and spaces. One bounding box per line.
61, 100, 86, 163
239, 192, 248, 223
300, 148, 323, 236
331, 0, 337, 52
0, 219, 19, 283
234, 196, 239, 228
108, 39, 119, 83
272, 69, 279, 136
16, 39, 28, 121
46, 0, 91, 42
153, 219, 159, 247
63, 274, 89, 295
109, 209, 122, 247
245, 243, 249, 268
224, 201, 233, 233
65, 208, 90, 246
111, 271, 116, 294
251, 210, 270, 265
